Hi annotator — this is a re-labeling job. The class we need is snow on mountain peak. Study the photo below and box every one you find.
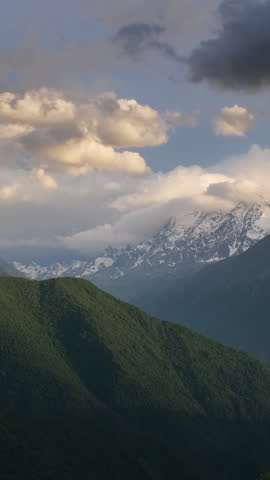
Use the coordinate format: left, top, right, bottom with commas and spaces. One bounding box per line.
12, 200, 270, 281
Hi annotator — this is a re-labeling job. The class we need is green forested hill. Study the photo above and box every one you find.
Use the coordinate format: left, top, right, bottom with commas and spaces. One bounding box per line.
0, 276, 270, 479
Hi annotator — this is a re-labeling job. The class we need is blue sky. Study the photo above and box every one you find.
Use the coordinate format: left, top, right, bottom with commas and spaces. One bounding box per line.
1, 0, 270, 260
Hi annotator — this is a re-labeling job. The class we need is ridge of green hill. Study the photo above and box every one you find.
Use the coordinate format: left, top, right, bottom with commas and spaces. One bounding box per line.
0, 276, 270, 479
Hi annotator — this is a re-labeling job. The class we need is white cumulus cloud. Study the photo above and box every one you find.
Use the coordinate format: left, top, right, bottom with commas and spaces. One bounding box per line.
91, 93, 169, 147
213, 105, 255, 137
112, 166, 229, 212
0, 89, 75, 126
0, 89, 190, 178
63, 145, 270, 253
0, 168, 57, 202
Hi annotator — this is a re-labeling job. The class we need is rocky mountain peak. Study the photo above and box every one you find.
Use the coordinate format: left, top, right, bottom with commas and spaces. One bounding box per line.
13, 200, 270, 282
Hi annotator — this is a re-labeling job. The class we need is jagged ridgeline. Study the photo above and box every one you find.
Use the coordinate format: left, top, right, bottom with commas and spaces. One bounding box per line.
0, 276, 270, 479
14, 202, 270, 279
13, 201, 270, 302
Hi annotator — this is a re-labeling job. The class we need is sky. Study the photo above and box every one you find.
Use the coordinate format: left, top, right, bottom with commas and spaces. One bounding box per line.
1, 0, 270, 261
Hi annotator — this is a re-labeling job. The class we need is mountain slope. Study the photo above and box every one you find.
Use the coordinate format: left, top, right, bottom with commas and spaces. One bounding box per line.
13, 201, 270, 302
0, 257, 24, 277
0, 276, 270, 479
139, 234, 270, 362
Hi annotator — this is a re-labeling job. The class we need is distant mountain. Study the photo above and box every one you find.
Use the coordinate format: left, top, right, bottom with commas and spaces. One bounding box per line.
13, 201, 270, 301
1, 276, 270, 479
138, 234, 270, 362
0, 257, 24, 277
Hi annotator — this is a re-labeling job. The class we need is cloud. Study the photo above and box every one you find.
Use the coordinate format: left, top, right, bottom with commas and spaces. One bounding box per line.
35, 168, 58, 191
165, 111, 200, 128
62, 198, 199, 252
20, 128, 150, 177
0, 89, 75, 126
216, 144, 270, 188
93, 0, 217, 48
63, 223, 134, 252
92, 93, 169, 147
113, 23, 164, 57
188, 0, 270, 91
63, 144, 270, 253
0, 168, 57, 202
213, 105, 255, 136
2, 143, 270, 254
0, 0, 220, 98
0, 171, 121, 249
112, 166, 229, 212
0, 89, 187, 177
0, 0, 217, 92
113, 22, 182, 62
206, 179, 260, 203
0, 123, 34, 139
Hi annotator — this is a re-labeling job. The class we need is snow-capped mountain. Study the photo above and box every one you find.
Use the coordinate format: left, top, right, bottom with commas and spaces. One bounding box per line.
13, 247, 119, 280
13, 201, 270, 284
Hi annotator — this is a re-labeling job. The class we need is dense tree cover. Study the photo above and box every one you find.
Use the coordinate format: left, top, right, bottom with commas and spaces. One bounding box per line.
0, 276, 270, 479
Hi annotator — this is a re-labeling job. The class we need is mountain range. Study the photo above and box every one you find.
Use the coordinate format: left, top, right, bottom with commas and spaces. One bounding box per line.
13, 201, 270, 302
9, 199, 270, 364
137, 232, 270, 362
1, 275, 270, 479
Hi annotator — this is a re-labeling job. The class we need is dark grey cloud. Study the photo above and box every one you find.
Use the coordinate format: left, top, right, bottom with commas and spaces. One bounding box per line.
113, 22, 183, 62
188, 0, 270, 91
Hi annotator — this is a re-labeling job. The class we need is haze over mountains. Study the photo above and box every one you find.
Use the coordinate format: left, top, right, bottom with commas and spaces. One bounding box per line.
13, 201, 270, 301
1, 275, 270, 479
11, 199, 270, 364
3, 0, 270, 478
0, 258, 23, 277
138, 233, 270, 362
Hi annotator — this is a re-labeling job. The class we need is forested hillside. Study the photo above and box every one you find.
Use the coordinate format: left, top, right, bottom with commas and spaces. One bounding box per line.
0, 276, 270, 479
